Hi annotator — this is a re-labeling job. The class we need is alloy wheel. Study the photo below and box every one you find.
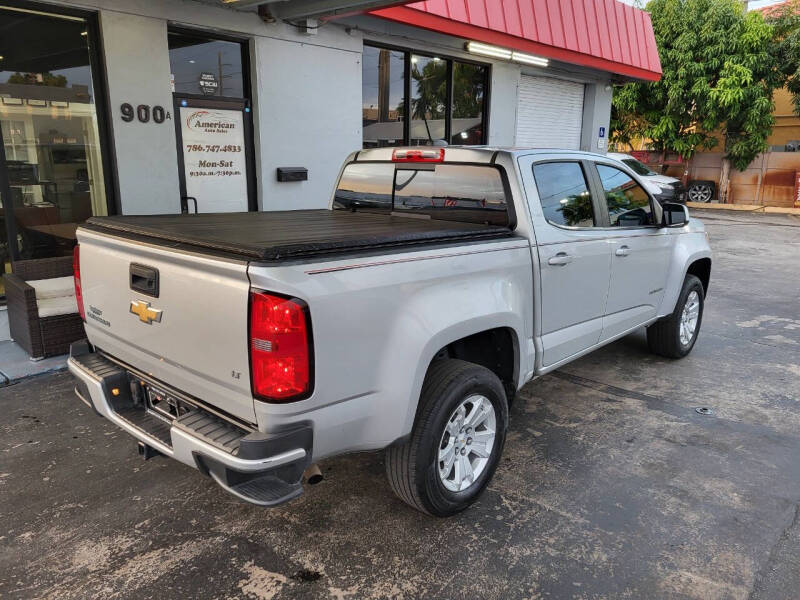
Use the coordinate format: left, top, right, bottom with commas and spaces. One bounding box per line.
688, 184, 713, 203
438, 395, 497, 492
680, 290, 701, 346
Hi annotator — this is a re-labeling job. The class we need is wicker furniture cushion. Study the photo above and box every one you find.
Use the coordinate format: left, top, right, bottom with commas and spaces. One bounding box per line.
37, 295, 78, 318
27, 276, 75, 300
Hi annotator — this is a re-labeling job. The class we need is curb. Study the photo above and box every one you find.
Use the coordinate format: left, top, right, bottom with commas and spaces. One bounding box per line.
687, 202, 800, 216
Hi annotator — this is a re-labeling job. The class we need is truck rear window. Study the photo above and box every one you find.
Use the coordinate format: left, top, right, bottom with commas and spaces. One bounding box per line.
334, 162, 510, 226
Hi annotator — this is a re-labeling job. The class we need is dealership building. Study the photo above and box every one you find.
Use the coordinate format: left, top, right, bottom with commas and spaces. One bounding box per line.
0, 0, 660, 280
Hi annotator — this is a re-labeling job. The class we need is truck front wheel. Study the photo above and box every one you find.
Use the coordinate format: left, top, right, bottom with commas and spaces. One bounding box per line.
385, 359, 508, 516
647, 274, 705, 358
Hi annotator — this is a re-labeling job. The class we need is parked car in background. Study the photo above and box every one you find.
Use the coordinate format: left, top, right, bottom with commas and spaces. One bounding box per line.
68, 147, 711, 517
609, 152, 688, 204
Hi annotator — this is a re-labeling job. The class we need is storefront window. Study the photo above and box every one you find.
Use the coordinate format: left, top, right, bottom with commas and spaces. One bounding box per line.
362, 44, 488, 148
409, 55, 446, 146
0, 5, 109, 289
168, 32, 245, 98
451, 62, 487, 145
361, 46, 405, 148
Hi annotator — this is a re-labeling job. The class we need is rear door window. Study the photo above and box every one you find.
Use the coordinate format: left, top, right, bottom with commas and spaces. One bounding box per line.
334, 162, 510, 226
532, 161, 597, 228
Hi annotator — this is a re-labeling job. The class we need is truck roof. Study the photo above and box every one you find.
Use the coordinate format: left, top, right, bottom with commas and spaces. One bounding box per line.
355, 146, 610, 163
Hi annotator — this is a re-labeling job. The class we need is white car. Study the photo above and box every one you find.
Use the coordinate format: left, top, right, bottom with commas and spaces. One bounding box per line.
608, 152, 687, 204
68, 147, 711, 516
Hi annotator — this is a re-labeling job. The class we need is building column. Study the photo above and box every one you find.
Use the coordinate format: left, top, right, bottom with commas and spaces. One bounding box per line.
580, 82, 613, 154
100, 11, 181, 214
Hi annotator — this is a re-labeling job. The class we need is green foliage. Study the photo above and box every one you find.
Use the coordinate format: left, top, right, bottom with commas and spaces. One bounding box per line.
7, 72, 68, 87
612, 0, 800, 171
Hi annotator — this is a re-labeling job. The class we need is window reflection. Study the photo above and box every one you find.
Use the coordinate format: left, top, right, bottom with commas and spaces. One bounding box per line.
596, 164, 653, 227
168, 32, 245, 98
533, 162, 596, 228
409, 55, 446, 146
362, 45, 488, 148
333, 162, 394, 211
362, 46, 405, 148
451, 62, 486, 145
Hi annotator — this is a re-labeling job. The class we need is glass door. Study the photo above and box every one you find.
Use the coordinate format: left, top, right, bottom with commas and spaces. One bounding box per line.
168, 29, 255, 214
0, 4, 111, 295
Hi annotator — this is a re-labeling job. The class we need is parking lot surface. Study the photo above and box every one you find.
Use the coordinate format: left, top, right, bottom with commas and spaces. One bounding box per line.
2, 209, 800, 600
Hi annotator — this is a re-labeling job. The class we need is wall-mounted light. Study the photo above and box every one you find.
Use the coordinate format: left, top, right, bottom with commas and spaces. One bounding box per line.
466, 41, 512, 60
80, 31, 87, 36
511, 51, 549, 67
465, 41, 548, 68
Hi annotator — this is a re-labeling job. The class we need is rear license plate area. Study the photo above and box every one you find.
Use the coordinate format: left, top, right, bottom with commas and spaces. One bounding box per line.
143, 383, 193, 423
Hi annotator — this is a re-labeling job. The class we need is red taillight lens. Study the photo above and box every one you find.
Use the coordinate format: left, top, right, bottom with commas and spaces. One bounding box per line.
72, 245, 85, 322
392, 148, 445, 163
249, 291, 312, 402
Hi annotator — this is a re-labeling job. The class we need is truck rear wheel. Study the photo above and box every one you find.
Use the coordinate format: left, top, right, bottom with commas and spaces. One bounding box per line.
385, 359, 508, 516
647, 274, 705, 358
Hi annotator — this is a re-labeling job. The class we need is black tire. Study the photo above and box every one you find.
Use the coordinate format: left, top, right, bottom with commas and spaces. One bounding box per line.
385, 359, 508, 517
687, 180, 716, 203
647, 274, 705, 358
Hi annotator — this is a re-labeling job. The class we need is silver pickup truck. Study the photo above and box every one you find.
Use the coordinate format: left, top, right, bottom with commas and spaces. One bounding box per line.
68, 147, 711, 516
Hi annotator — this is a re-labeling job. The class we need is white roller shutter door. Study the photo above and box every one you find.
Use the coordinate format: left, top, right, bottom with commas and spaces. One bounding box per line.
515, 75, 584, 149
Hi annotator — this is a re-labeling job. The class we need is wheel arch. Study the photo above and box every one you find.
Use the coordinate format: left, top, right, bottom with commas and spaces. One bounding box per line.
432, 327, 520, 404
400, 317, 526, 436
686, 257, 711, 297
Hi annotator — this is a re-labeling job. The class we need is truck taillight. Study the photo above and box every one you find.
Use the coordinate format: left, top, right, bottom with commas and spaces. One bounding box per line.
72, 245, 86, 322
392, 148, 445, 163
249, 291, 313, 402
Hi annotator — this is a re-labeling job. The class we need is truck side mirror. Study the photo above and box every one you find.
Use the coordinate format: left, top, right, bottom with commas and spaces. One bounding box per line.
661, 202, 689, 227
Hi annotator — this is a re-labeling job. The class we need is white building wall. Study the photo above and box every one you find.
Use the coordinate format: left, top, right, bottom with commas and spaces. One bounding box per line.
487, 62, 519, 147
252, 35, 362, 211
100, 11, 181, 214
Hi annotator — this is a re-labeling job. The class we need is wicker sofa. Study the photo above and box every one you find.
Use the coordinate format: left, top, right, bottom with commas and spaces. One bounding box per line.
4, 256, 85, 359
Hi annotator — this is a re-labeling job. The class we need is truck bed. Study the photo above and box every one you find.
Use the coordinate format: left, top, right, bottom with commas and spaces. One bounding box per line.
84, 210, 513, 262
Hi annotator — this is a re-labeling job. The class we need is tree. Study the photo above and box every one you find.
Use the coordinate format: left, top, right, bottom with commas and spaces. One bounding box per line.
612, 0, 800, 200
407, 59, 447, 143
7, 72, 68, 87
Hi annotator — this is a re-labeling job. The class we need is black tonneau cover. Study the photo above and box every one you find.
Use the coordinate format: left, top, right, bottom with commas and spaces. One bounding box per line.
85, 210, 513, 261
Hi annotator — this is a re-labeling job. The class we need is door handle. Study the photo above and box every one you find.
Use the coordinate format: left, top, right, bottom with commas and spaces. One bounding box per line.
547, 252, 573, 266
615, 245, 630, 257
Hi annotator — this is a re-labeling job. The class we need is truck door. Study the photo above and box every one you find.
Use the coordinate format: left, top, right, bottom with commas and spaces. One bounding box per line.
588, 161, 673, 342
521, 157, 612, 368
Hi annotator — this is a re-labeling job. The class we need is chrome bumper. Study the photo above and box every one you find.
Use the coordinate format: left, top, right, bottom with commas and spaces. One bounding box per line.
68, 344, 311, 506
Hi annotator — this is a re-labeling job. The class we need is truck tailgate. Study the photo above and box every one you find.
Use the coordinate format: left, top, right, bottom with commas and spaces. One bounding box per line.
77, 227, 256, 423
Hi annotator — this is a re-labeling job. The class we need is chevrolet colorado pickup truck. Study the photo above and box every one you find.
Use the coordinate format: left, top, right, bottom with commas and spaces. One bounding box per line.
68, 147, 711, 516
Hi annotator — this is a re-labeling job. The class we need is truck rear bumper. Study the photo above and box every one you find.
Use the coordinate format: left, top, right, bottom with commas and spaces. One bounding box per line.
68, 340, 312, 507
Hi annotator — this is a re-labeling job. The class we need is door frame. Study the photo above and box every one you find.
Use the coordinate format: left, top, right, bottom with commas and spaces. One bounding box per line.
168, 26, 257, 213
173, 95, 258, 213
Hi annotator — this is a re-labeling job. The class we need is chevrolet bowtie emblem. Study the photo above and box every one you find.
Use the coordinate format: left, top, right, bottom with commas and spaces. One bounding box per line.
130, 300, 162, 324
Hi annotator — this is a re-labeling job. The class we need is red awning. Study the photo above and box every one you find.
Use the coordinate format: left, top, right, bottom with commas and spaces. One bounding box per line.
370, 0, 662, 81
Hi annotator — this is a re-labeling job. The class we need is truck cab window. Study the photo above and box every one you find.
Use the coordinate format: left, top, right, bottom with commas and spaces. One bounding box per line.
333, 163, 395, 212
335, 162, 509, 226
532, 162, 596, 228
595, 164, 653, 227
392, 165, 508, 226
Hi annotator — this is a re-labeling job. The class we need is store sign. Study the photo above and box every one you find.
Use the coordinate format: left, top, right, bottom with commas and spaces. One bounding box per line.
198, 72, 218, 95
179, 107, 248, 213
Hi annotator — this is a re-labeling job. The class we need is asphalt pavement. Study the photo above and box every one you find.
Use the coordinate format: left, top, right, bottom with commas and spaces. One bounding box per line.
2, 209, 800, 599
